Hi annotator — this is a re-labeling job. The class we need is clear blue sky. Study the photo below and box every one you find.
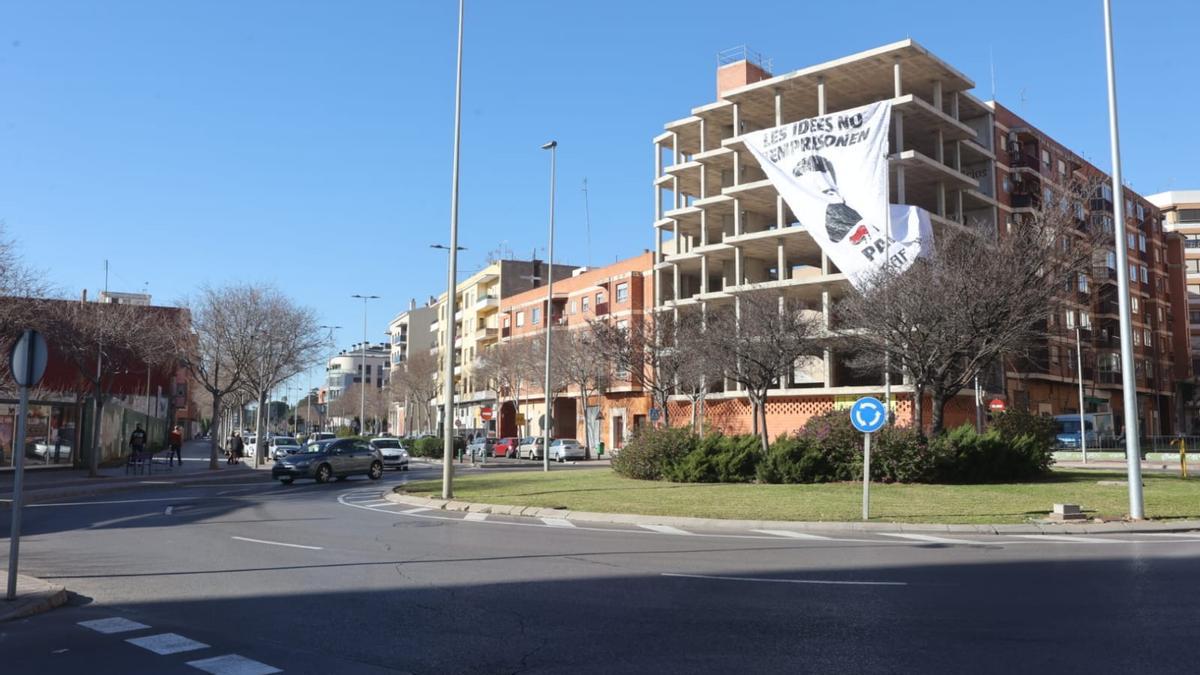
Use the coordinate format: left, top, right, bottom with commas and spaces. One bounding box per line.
3, 0, 1196, 389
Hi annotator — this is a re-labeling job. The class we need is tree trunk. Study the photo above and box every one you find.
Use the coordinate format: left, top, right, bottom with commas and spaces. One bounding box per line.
690, 395, 698, 432
209, 391, 222, 470
89, 385, 103, 477
930, 389, 947, 436
698, 388, 706, 437
754, 395, 770, 454
911, 384, 926, 435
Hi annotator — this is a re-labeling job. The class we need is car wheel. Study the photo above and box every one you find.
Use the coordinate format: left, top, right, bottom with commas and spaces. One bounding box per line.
279, 477, 293, 485
315, 464, 333, 483
402, 464, 409, 471
368, 461, 383, 480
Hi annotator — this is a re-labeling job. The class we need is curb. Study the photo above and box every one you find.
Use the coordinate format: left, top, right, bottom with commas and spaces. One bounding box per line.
0, 574, 68, 623
0, 470, 272, 507
382, 490, 1200, 535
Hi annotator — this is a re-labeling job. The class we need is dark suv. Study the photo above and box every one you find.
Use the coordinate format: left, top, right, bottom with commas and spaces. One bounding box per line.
272, 438, 384, 485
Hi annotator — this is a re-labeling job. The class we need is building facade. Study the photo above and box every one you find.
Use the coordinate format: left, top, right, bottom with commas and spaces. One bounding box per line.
386, 299, 438, 435
651, 39, 1187, 438
325, 342, 389, 403
1149, 190, 1200, 430
497, 252, 656, 450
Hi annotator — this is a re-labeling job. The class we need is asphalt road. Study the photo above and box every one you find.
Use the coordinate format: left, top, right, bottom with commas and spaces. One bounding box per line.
3, 455, 1200, 674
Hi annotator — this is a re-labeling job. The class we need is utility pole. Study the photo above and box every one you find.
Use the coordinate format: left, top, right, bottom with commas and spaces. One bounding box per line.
352, 294, 380, 436
582, 178, 592, 267
441, 0, 466, 499
541, 140, 558, 473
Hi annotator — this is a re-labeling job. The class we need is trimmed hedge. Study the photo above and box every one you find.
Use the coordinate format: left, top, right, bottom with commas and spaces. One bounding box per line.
613, 409, 1055, 485
412, 436, 444, 458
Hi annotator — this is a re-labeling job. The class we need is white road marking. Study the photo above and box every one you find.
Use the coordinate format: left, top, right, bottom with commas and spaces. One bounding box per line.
78, 617, 150, 634
639, 524, 693, 535
881, 533, 986, 545
463, 513, 488, 522
1141, 532, 1200, 540
28, 497, 183, 508
353, 500, 391, 506
401, 507, 431, 515
187, 654, 282, 675
541, 517, 576, 528
1012, 534, 1122, 544
165, 506, 174, 515
126, 633, 210, 655
231, 536, 323, 551
662, 572, 907, 587
751, 530, 834, 540
138, 481, 176, 485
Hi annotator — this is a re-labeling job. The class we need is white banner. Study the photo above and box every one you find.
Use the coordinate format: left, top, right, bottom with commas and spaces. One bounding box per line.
741, 101, 931, 290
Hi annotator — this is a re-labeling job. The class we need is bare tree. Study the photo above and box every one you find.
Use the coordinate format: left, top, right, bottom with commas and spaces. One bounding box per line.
39, 300, 181, 476
674, 307, 724, 434
835, 178, 1103, 434
554, 327, 610, 452
174, 284, 263, 469
705, 290, 823, 452
474, 338, 539, 436
589, 312, 686, 428
391, 349, 439, 435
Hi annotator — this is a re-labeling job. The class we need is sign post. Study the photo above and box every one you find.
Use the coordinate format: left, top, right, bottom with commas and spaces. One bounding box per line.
7, 329, 49, 601
850, 396, 886, 521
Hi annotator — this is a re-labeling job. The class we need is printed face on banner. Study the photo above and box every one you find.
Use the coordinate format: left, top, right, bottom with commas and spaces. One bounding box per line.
742, 101, 930, 290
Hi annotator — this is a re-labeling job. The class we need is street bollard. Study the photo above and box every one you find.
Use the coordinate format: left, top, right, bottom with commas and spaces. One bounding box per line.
1175, 438, 1189, 479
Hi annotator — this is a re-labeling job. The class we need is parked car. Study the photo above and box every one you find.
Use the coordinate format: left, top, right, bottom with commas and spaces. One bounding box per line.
494, 437, 520, 458
548, 438, 585, 462
309, 432, 337, 443
370, 437, 410, 470
466, 437, 495, 459
517, 437, 544, 460
30, 438, 73, 464
272, 438, 384, 485
268, 436, 302, 460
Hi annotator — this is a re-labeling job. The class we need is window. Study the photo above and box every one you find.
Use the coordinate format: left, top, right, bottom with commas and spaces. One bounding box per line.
1129, 262, 1137, 280
616, 282, 629, 303
1127, 233, 1136, 249
596, 292, 605, 305
1136, 203, 1146, 220
503, 316, 510, 328
1102, 184, 1114, 200
1065, 310, 1075, 329
1057, 159, 1066, 175
1189, 284, 1200, 296
1187, 260, 1200, 274
532, 307, 541, 324
516, 311, 525, 327
582, 296, 590, 313
1190, 311, 1200, 324
1041, 149, 1050, 166
1049, 346, 1059, 365
1105, 251, 1116, 269
1133, 331, 1140, 346
1080, 311, 1091, 328
1144, 329, 1152, 346
1002, 176, 1012, 193
1140, 266, 1148, 284
569, 300, 577, 314
1138, 233, 1146, 252
1077, 274, 1088, 293
1131, 297, 1139, 313
1125, 199, 1134, 215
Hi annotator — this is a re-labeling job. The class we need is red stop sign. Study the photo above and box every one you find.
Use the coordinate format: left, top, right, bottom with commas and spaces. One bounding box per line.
480, 407, 494, 421
988, 399, 1007, 412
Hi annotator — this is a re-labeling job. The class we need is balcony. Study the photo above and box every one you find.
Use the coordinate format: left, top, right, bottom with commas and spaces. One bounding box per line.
474, 294, 499, 313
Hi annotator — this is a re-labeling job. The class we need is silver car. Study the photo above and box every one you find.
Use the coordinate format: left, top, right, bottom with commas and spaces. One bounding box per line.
548, 439, 585, 462
370, 438, 410, 470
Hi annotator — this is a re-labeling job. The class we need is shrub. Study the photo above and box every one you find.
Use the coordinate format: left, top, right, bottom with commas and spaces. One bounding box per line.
611, 427, 696, 480
796, 410, 861, 473
871, 426, 938, 483
412, 436, 444, 459
991, 410, 1056, 451
666, 433, 760, 483
757, 433, 851, 483
335, 426, 355, 438
929, 424, 1052, 483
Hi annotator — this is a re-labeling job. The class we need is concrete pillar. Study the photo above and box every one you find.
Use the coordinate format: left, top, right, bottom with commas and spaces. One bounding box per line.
777, 240, 786, 281
817, 76, 826, 115
699, 211, 709, 246
951, 91, 960, 120
774, 88, 783, 126
699, 117, 707, 154
673, 176, 681, 210
896, 166, 907, 203
733, 151, 741, 186
932, 79, 943, 112
671, 131, 680, 165
956, 190, 965, 224
673, 264, 681, 301
700, 256, 709, 294
937, 181, 947, 218
655, 226, 663, 264
699, 163, 707, 199
893, 57, 902, 98
654, 268, 662, 307
734, 199, 743, 236
935, 128, 945, 164
895, 112, 905, 153
776, 195, 785, 230
732, 103, 741, 136
953, 140, 962, 171
734, 247, 743, 287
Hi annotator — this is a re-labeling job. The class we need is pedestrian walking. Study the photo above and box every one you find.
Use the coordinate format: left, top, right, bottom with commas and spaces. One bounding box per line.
169, 425, 184, 467
229, 432, 244, 465
130, 423, 147, 455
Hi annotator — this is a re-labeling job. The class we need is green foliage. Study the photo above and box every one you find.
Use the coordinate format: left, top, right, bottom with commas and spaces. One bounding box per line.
799, 409, 862, 471
756, 433, 851, 484
928, 424, 1053, 483
665, 433, 760, 483
335, 426, 355, 438
412, 436, 444, 458
611, 427, 697, 480
870, 426, 936, 483
991, 410, 1056, 450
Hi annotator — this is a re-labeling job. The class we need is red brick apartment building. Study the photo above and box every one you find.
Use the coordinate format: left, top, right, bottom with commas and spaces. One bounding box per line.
651, 40, 1189, 438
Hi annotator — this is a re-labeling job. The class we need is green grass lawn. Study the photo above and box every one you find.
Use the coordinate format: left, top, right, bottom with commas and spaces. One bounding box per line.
399, 468, 1200, 524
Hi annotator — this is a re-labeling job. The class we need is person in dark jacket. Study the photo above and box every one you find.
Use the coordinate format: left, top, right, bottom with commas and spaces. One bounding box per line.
169, 426, 183, 467
228, 432, 244, 465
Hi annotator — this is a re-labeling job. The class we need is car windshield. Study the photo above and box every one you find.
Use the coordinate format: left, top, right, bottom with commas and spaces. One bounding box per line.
300, 441, 333, 454
373, 439, 401, 449
274, 437, 297, 446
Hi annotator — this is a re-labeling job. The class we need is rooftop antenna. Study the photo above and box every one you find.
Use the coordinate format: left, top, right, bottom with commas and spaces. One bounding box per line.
582, 178, 593, 267
989, 44, 996, 101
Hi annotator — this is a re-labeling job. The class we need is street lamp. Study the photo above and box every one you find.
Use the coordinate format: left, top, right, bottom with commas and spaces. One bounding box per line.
540, 139, 557, 473
440, 0, 466, 500
351, 295, 380, 437
319, 325, 342, 432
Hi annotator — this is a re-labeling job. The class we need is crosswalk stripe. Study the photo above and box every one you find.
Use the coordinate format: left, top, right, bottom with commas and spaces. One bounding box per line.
638, 524, 693, 535
463, 513, 488, 522
540, 517, 576, 528
1012, 534, 1122, 544
751, 529, 834, 540
186, 653, 282, 675
126, 633, 209, 655
881, 533, 984, 545
78, 617, 150, 634
400, 507, 431, 515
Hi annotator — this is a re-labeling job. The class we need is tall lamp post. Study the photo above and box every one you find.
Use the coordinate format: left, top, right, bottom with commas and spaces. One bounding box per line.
1102, 0, 1144, 519
351, 295, 380, 436
319, 324, 342, 432
540, 139, 557, 473
441, 0, 466, 499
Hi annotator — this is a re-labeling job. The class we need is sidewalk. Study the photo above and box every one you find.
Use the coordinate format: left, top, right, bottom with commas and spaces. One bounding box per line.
0, 572, 67, 622
0, 441, 269, 505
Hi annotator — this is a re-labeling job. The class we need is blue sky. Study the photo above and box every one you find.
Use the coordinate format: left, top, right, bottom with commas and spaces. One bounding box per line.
2, 1, 1196, 391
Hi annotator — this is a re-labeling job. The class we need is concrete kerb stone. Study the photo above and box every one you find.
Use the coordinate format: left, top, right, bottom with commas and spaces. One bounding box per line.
0, 573, 67, 623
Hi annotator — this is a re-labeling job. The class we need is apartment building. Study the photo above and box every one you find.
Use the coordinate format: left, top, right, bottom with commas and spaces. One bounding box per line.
496, 252, 655, 450
432, 258, 575, 435
325, 342, 390, 402
386, 299, 438, 435
1149, 190, 1200, 430
652, 39, 1187, 437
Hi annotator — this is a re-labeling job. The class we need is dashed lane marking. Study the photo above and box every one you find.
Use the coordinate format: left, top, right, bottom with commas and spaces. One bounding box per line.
231, 536, 323, 551
187, 654, 283, 675
881, 533, 988, 545
78, 617, 150, 634
662, 572, 907, 587
401, 507, 431, 515
463, 513, 488, 522
541, 518, 576, 528
751, 530, 834, 540
638, 524, 693, 535
126, 633, 210, 655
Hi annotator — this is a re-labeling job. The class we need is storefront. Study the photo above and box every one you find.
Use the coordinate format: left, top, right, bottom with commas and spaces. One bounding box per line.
0, 398, 81, 469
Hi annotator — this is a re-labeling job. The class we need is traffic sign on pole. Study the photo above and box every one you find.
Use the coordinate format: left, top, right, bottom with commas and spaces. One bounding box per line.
9, 330, 48, 387
7, 329, 47, 600
850, 396, 885, 521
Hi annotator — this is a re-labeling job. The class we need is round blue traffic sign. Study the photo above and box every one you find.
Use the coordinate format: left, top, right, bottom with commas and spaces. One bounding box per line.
850, 397, 886, 433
